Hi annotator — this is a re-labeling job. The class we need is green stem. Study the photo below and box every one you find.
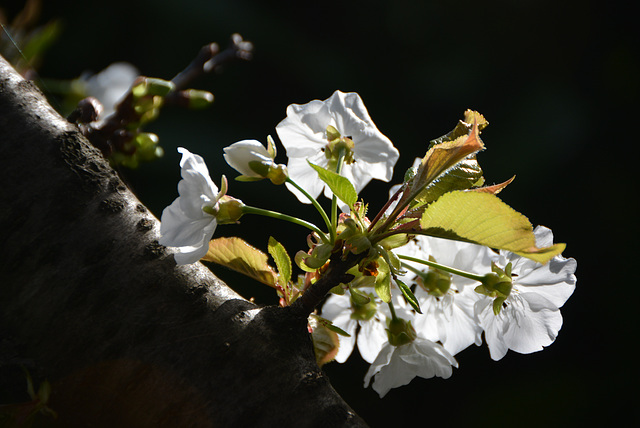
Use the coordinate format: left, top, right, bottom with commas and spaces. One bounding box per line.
331, 149, 347, 241
285, 177, 332, 235
387, 301, 398, 321
242, 206, 329, 243
398, 254, 485, 283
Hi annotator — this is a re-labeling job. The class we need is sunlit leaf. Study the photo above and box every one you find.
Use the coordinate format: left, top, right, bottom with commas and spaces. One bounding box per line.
308, 162, 358, 207
268, 236, 292, 286
413, 157, 484, 208
471, 176, 515, 195
419, 191, 565, 263
375, 256, 392, 303
409, 119, 485, 200
202, 237, 278, 287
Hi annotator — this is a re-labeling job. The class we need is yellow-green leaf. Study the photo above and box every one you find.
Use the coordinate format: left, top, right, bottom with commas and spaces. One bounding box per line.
308, 162, 358, 207
419, 191, 565, 264
268, 236, 292, 286
375, 256, 392, 303
202, 237, 278, 287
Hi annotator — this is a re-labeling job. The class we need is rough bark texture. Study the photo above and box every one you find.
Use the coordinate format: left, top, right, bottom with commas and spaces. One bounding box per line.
0, 55, 367, 427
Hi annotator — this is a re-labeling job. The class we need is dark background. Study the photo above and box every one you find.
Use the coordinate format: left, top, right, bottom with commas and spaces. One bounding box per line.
2, 0, 636, 426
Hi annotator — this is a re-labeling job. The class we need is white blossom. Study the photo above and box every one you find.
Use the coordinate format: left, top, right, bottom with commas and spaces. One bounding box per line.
275, 90, 399, 203
159, 148, 223, 265
223, 139, 275, 178
364, 337, 458, 398
320, 289, 390, 364
396, 235, 497, 355
475, 226, 577, 360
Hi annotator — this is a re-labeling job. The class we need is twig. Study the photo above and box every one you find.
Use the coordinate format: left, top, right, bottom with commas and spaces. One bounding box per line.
170, 33, 253, 91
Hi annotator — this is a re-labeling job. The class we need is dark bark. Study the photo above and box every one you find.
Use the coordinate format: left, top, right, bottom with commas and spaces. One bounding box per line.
0, 55, 367, 427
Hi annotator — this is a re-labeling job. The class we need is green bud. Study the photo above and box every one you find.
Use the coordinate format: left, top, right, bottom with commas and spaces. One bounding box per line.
349, 285, 371, 306
386, 317, 417, 346
413, 256, 452, 297
134, 133, 162, 161
475, 262, 513, 314
185, 89, 214, 109
348, 287, 378, 321
131, 80, 148, 98
216, 196, 245, 224
144, 77, 175, 97
134, 132, 159, 147
267, 164, 289, 185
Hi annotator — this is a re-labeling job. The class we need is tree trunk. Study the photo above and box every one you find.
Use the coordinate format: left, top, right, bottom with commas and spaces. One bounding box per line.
0, 55, 367, 427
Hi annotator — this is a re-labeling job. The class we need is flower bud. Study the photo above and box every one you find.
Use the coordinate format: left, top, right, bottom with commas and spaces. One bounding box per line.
184, 89, 215, 109
132, 77, 175, 98
215, 195, 245, 224
223, 139, 279, 180
267, 164, 289, 185
474, 262, 514, 315
386, 317, 417, 347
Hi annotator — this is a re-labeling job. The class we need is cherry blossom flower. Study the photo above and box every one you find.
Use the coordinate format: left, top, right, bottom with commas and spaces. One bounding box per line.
159, 147, 225, 265
223, 139, 275, 178
321, 288, 391, 364
474, 226, 577, 360
223, 138, 288, 184
275, 90, 399, 203
364, 336, 458, 398
395, 235, 497, 355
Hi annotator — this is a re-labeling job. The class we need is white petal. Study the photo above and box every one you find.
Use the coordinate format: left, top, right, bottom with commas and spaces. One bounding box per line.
356, 318, 389, 364
283, 152, 328, 202
223, 140, 273, 177
276, 90, 399, 202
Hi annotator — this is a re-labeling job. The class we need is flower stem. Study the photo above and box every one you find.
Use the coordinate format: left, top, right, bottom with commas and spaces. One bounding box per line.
285, 177, 333, 235
387, 301, 398, 321
398, 254, 485, 282
242, 206, 329, 243
331, 149, 347, 240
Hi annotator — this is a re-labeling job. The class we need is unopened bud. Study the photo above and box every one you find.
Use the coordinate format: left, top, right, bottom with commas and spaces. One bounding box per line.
386, 317, 417, 346
185, 89, 214, 110
216, 196, 245, 224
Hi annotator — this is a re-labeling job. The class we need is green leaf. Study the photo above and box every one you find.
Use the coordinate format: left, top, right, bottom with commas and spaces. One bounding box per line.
268, 236, 292, 286
202, 237, 278, 287
409, 119, 485, 201
413, 157, 484, 208
308, 162, 358, 207
419, 191, 565, 264
374, 256, 392, 303
412, 109, 487, 207
429, 110, 489, 146
396, 279, 422, 314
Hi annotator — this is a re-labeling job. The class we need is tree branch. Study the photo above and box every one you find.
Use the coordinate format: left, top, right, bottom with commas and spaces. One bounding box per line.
0, 55, 367, 427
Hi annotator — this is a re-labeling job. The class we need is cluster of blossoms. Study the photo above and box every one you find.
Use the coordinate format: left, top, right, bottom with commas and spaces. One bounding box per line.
158, 90, 577, 397
323, 228, 576, 396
